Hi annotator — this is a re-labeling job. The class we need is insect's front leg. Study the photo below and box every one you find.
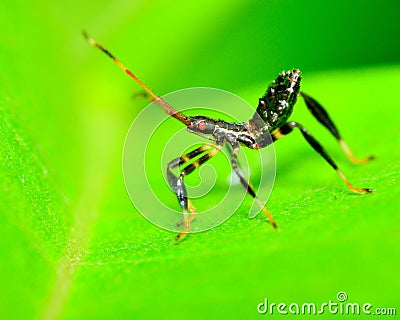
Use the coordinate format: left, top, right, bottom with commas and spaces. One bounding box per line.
229, 143, 277, 228
167, 143, 222, 240
300, 92, 374, 164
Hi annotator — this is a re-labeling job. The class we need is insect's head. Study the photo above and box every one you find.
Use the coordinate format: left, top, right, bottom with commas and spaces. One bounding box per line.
187, 116, 216, 136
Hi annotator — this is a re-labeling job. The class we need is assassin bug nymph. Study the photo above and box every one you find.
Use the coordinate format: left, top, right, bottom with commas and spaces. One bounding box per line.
83, 32, 373, 240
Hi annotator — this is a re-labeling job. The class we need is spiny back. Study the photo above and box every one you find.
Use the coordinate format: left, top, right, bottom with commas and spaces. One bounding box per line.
253, 69, 301, 131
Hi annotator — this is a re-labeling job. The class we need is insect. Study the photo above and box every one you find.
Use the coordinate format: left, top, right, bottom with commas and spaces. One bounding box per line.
83, 32, 373, 240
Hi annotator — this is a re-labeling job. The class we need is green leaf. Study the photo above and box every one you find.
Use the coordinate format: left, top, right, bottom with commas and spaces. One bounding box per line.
1, 1, 399, 319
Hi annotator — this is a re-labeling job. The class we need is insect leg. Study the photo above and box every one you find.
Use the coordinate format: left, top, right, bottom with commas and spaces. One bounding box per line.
230, 144, 277, 228
272, 121, 372, 194
168, 144, 213, 227
300, 92, 374, 164
167, 144, 222, 240
83, 31, 191, 126
132, 91, 156, 102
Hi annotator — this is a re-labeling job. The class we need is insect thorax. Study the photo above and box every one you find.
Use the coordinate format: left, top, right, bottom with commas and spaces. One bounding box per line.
252, 69, 301, 132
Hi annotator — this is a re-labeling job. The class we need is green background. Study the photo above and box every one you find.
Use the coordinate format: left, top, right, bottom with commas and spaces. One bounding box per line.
0, 0, 399, 319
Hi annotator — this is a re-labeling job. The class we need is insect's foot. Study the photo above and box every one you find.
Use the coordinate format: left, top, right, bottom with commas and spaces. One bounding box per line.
351, 155, 375, 165
175, 221, 191, 241
175, 232, 187, 241
350, 186, 373, 194
336, 170, 372, 194
259, 206, 278, 229
339, 139, 375, 165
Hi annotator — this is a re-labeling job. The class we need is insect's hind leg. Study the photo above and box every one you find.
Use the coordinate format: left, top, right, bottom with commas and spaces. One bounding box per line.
230, 144, 277, 228
300, 92, 374, 164
167, 144, 222, 240
272, 121, 372, 194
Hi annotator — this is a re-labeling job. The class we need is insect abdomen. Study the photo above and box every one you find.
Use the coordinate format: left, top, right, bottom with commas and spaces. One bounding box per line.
254, 69, 301, 131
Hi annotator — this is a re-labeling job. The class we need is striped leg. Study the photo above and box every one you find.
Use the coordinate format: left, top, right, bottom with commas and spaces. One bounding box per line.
83, 31, 191, 126
230, 144, 277, 228
300, 92, 374, 164
272, 121, 372, 194
167, 144, 212, 227
167, 144, 222, 240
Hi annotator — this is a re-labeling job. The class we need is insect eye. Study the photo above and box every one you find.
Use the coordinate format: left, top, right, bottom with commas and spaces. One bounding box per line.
197, 120, 207, 131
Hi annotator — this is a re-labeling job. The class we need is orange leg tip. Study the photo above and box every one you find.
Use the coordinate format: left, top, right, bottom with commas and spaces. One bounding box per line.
350, 156, 373, 165
356, 155, 375, 165
358, 187, 373, 194
175, 232, 187, 241
351, 186, 373, 194
339, 139, 375, 165
272, 221, 278, 229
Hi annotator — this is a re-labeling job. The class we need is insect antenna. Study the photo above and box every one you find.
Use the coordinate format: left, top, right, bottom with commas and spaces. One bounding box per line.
83, 31, 191, 126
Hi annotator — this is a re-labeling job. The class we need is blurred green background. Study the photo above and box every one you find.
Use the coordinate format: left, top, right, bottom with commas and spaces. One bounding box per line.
0, 0, 399, 319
